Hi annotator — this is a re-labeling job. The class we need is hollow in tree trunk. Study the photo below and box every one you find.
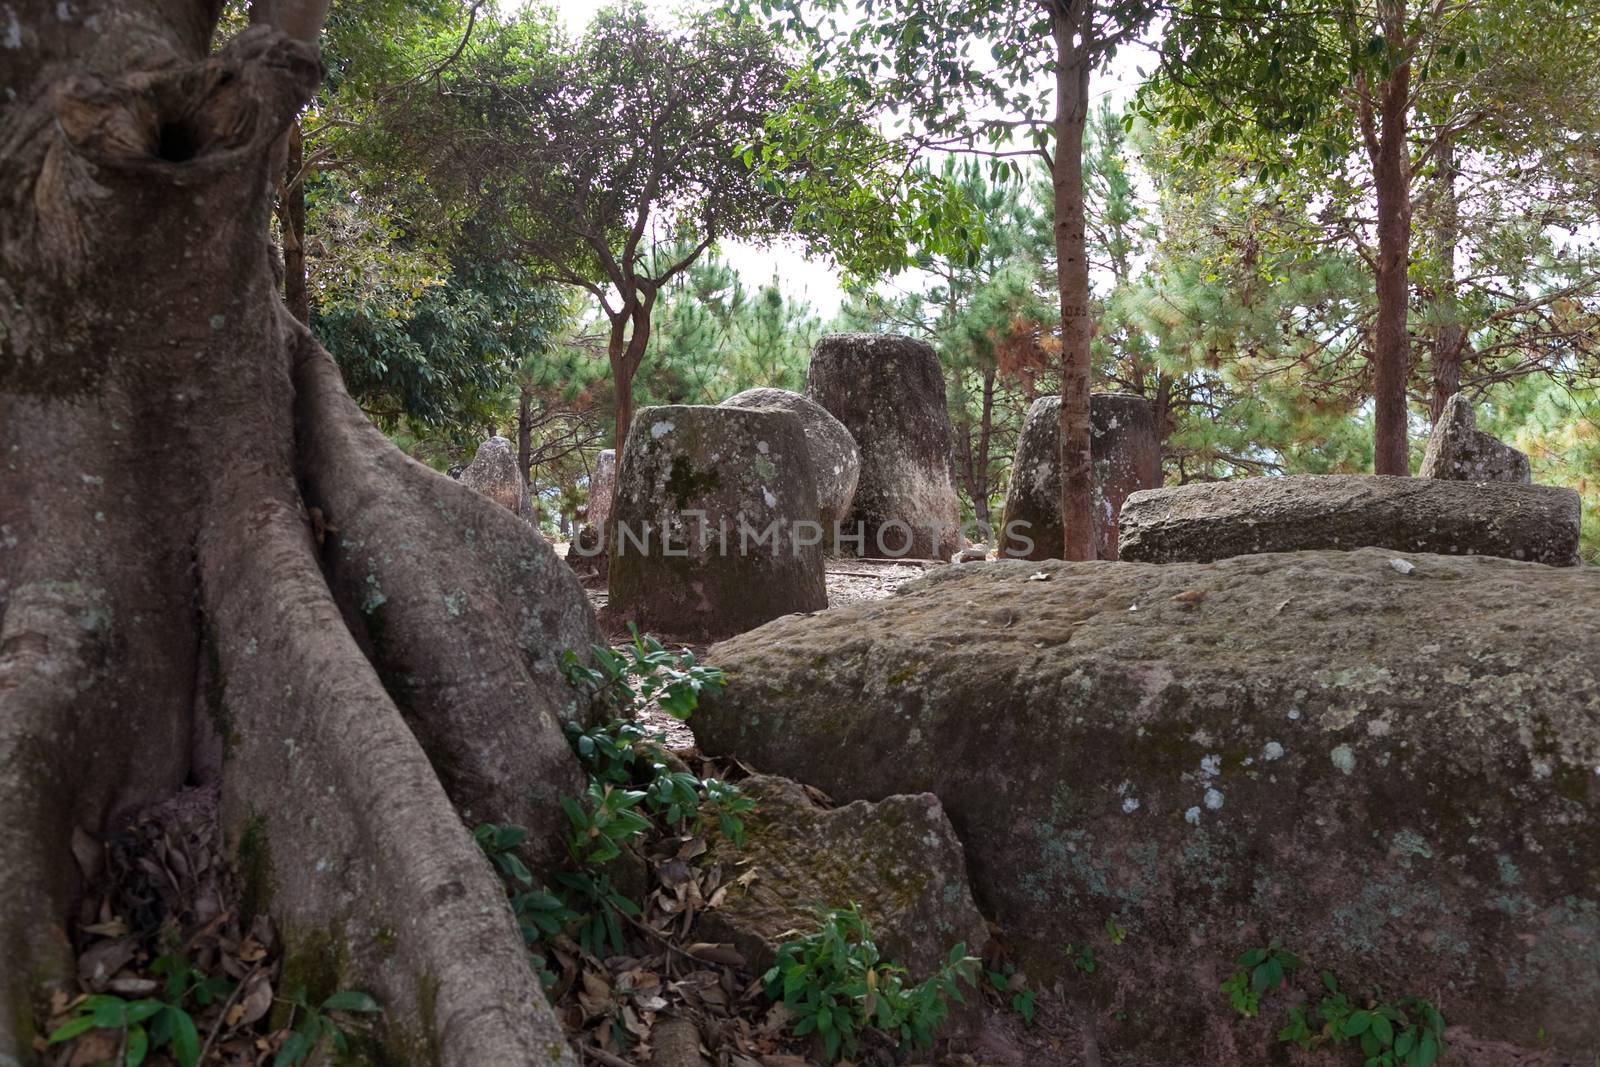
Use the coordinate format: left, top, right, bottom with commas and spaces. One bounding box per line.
0, 8, 595, 1063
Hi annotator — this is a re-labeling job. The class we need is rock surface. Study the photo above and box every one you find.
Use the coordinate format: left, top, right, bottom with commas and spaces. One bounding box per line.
806, 334, 962, 560
1119, 474, 1580, 565
608, 405, 827, 641
999, 393, 1163, 560
691, 549, 1600, 1059
722, 387, 861, 549
458, 436, 529, 519
696, 776, 989, 980
1420, 394, 1532, 483
572, 448, 616, 574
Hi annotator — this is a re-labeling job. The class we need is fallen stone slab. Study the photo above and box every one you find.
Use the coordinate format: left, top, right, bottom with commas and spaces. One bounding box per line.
1420, 394, 1532, 483
998, 393, 1163, 561
696, 775, 989, 980
806, 334, 962, 560
1118, 474, 1579, 565
608, 405, 827, 641
691, 549, 1600, 1060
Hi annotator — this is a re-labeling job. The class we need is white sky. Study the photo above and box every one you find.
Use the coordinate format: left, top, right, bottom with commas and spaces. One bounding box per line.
550, 0, 1153, 318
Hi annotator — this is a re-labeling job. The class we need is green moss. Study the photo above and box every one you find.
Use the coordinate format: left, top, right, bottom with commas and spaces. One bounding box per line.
418, 972, 439, 1049
275, 927, 348, 1029
664, 455, 720, 509
235, 814, 274, 922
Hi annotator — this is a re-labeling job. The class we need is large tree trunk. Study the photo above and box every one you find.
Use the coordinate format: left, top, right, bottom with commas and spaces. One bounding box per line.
1051, 0, 1099, 561
1368, 2, 1413, 474
0, 9, 590, 1064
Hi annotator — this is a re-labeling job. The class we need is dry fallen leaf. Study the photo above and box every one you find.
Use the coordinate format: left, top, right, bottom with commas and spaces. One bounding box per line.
228, 971, 274, 1029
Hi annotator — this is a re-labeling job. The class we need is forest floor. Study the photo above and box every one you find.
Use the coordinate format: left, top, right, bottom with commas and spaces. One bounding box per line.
38, 553, 1087, 1067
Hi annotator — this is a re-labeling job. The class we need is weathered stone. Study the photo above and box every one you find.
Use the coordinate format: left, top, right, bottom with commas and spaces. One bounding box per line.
570, 449, 616, 576
806, 334, 962, 560
458, 436, 528, 519
999, 393, 1163, 560
722, 387, 861, 548
608, 405, 827, 641
1119, 474, 1580, 566
692, 549, 1600, 1059
1420, 394, 1532, 483
696, 776, 989, 980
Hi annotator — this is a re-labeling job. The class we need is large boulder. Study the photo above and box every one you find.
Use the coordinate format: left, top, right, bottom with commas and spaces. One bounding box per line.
722, 387, 861, 549
459, 435, 529, 520
607, 405, 827, 641
1420, 394, 1533, 483
691, 550, 1600, 1060
806, 334, 962, 560
696, 775, 988, 980
998, 393, 1163, 560
1119, 474, 1580, 566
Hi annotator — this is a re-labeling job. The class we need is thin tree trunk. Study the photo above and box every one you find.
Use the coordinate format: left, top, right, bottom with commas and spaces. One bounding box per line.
281, 120, 309, 323
1369, 3, 1413, 474
517, 385, 534, 482
609, 313, 633, 453
975, 366, 996, 532
1052, 0, 1097, 560
1429, 132, 1464, 423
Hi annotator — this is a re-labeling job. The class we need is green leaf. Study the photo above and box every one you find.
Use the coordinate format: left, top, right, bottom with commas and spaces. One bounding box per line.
126, 1024, 150, 1067
46, 1015, 97, 1044
322, 990, 381, 1014
166, 1006, 201, 1067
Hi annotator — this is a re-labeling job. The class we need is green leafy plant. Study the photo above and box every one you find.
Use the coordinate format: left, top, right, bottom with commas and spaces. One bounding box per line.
1104, 918, 1127, 946
560, 624, 724, 721
1222, 938, 1302, 1016
986, 965, 1037, 1025
273, 987, 381, 1067
762, 904, 979, 1060
473, 822, 534, 885
564, 717, 755, 846
563, 781, 652, 866
1279, 970, 1448, 1067
49, 994, 200, 1067
1067, 942, 1098, 974
701, 777, 756, 847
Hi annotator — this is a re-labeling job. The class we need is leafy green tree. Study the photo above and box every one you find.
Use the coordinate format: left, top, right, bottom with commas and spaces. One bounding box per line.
366, 4, 876, 457
1148, 0, 1600, 472
752, 0, 1162, 559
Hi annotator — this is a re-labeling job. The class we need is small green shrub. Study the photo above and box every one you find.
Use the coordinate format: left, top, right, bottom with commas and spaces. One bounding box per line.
986, 964, 1037, 1024
274, 988, 381, 1066
1279, 970, 1448, 1067
49, 995, 201, 1067
763, 904, 979, 1061
1221, 939, 1303, 1017
560, 624, 725, 720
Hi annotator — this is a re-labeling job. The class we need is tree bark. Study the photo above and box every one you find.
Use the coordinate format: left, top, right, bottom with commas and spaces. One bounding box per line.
974, 366, 996, 533
1, 10, 588, 1063
1428, 131, 1464, 423
1052, 0, 1099, 561
278, 119, 309, 324
1367, 1, 1414, 474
